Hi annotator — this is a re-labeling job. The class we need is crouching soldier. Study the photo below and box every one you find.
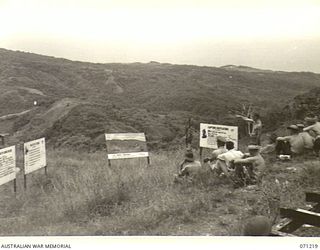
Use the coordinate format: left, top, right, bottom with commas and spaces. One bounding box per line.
174, 151, 202, 183
232, 145, 266, 188
203, 136, 227, 170
276, 125, 304, 159
210, 136, 228, 161
214, 141, 244, 178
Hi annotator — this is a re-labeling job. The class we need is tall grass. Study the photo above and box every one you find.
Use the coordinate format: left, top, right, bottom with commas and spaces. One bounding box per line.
0, 149, 319, 236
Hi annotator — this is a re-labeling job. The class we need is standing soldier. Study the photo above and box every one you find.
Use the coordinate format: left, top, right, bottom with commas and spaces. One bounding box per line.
237, 112, 262, 145
250, 113, 262, 145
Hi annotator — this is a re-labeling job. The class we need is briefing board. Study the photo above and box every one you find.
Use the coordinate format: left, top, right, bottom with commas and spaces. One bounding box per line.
105, 133, 149, 161
199, 123, 238, 149
24, 138, 46, 175
0, 146, 16, 186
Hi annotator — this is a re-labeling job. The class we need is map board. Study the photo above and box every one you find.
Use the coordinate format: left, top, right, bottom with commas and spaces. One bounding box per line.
0, 146, 16, 186
105, 133, 149, 160
199, 123, 238, 149
24, 138, 46, 175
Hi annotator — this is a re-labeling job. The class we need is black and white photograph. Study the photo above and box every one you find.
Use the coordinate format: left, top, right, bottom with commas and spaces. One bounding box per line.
0, 0, 319, 248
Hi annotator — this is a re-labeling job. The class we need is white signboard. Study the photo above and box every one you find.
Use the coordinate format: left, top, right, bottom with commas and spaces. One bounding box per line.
200, 123, 238, 149
105, 133, 149, 160
105, 133, 146, 142
107, 152, 149, 160
0, 146, 16, 186
24, 138, 46, 175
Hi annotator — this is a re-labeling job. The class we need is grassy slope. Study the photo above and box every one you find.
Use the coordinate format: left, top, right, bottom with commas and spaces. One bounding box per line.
0, 148, 319, 236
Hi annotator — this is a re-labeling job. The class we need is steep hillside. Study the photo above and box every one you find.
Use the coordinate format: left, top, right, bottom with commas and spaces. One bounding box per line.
262, 86, 320, 132
287, 87, 320, 119
1, 48, 320, 149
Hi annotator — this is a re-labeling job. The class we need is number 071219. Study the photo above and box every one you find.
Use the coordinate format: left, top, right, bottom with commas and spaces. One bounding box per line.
300, 244, 319, 249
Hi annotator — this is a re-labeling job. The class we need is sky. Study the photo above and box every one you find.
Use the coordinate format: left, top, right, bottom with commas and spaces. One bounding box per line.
0, 0, 320, 72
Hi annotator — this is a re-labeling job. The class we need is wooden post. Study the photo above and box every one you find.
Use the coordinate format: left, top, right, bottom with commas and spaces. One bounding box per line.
147, 156, 151, 167
199, 147, 203, 163
105, 139, 111, 167
24, 174, 27, 190
44, 165, 48, 176
277, 217, 306, 234
274, 192, 320, 234
270, 230, 295, 237
0, 136, 4, 147
185, 117, 192, 148
13, 179, 17, 194
106, 141, 111, 168
280, 208, 320, 228
145, 132, 151, 167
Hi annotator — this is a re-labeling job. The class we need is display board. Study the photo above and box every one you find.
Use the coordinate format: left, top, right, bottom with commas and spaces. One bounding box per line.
0, 146, 16, 186
105, 133, 149, 160
199, 123, 238, 149
24, 138, 46, 175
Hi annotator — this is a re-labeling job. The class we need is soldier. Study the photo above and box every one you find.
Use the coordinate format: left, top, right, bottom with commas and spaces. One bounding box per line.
203, 136, 227, 171
174, 151, 202, 182
214, 141, 244, 177
233, 145, 266, 186
239, 113, 262, 145
296, 123, 314, 152
211, 136, 228, 161
303, 114, 320, 156
276, 125, 304, 158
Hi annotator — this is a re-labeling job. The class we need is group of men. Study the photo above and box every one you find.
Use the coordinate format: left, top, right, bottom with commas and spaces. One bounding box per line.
175, 113, 320, 187
175, 135, 266, 188
174, 113, 320, 235
274, 113, 320, 158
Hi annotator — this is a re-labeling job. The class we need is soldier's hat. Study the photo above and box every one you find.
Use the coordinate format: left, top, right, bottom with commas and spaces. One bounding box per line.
287, 124, 299, 131
248, 145, 261, 151
185, 152, 194, 161
216, 136, 226, 143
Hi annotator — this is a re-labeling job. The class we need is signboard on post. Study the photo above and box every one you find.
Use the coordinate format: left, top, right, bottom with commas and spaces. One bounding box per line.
0, 146, 16, 192
24, 138, 46, 175
199, 123, 238, 150
105, 133, 150, 166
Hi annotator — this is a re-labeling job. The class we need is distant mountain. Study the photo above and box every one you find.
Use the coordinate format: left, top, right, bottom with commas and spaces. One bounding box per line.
0, 48, 320, 150
220, 65, 273, 73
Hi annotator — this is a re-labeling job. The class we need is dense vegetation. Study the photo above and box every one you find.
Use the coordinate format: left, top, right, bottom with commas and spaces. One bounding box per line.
1, 48, 320, 150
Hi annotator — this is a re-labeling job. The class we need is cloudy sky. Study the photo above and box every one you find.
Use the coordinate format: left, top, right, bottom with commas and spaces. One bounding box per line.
0, 0, 320, 72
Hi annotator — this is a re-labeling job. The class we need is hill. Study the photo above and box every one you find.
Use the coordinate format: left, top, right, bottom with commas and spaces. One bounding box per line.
1, 48, 320, 149
260, 86, 320, 135
287, 87, 320, 120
